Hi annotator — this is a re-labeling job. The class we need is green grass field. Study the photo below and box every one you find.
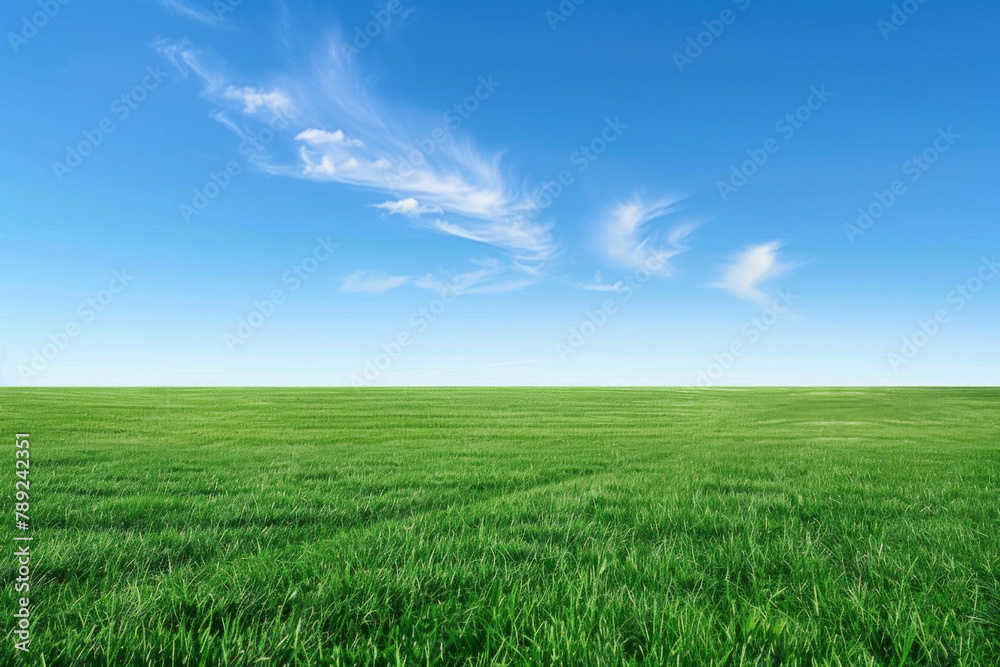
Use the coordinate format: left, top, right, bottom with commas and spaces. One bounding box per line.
2, 388, 998, 666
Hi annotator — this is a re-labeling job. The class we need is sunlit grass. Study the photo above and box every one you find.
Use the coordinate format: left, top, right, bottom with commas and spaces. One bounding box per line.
1, 388, 998, 665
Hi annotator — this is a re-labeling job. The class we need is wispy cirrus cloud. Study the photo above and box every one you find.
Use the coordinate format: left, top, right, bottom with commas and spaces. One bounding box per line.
153, 17, 557, 270
154, 38, 228, 92
711, 241, 793, 304
157, 0, 223, 27
414, 259, 536, 295
429, 218, 554, 266
600, 196, 698, 276
338, 260, 536, 297
288, 67, 554, 264
575, 272, 627, 292
339, 271, 409, 294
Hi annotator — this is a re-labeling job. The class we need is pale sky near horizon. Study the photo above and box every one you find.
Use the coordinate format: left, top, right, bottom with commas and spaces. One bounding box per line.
1, 0, 998, 385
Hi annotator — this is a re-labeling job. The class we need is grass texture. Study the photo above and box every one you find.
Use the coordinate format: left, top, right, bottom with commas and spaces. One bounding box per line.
1, 387, 998, 665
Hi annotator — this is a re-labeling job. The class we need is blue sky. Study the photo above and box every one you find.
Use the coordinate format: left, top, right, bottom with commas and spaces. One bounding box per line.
1, 0, 997, 385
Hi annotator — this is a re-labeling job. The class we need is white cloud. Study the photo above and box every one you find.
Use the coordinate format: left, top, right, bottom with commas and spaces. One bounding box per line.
414, 268, 491, 294
601, 197, 698, 275
339, 271, 409, 294
296, 140, 375, 177
224, 86, 295, 117
296, 129, 364, 148
155, 41, 296, 122
276, 33, 555, 263
711, 241, 792, 304
154, 22, 557, 272
291, 120, 553, 261
463, 279, 537, 294
413, 259, 535, 295
576, 273, 627, 292
374, 198, 443, 217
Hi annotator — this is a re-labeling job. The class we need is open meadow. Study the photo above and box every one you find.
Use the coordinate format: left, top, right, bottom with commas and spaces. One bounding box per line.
1, 388, 998, 665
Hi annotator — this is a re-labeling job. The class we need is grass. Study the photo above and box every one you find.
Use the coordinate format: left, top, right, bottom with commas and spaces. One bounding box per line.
1, 387, 998, 666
